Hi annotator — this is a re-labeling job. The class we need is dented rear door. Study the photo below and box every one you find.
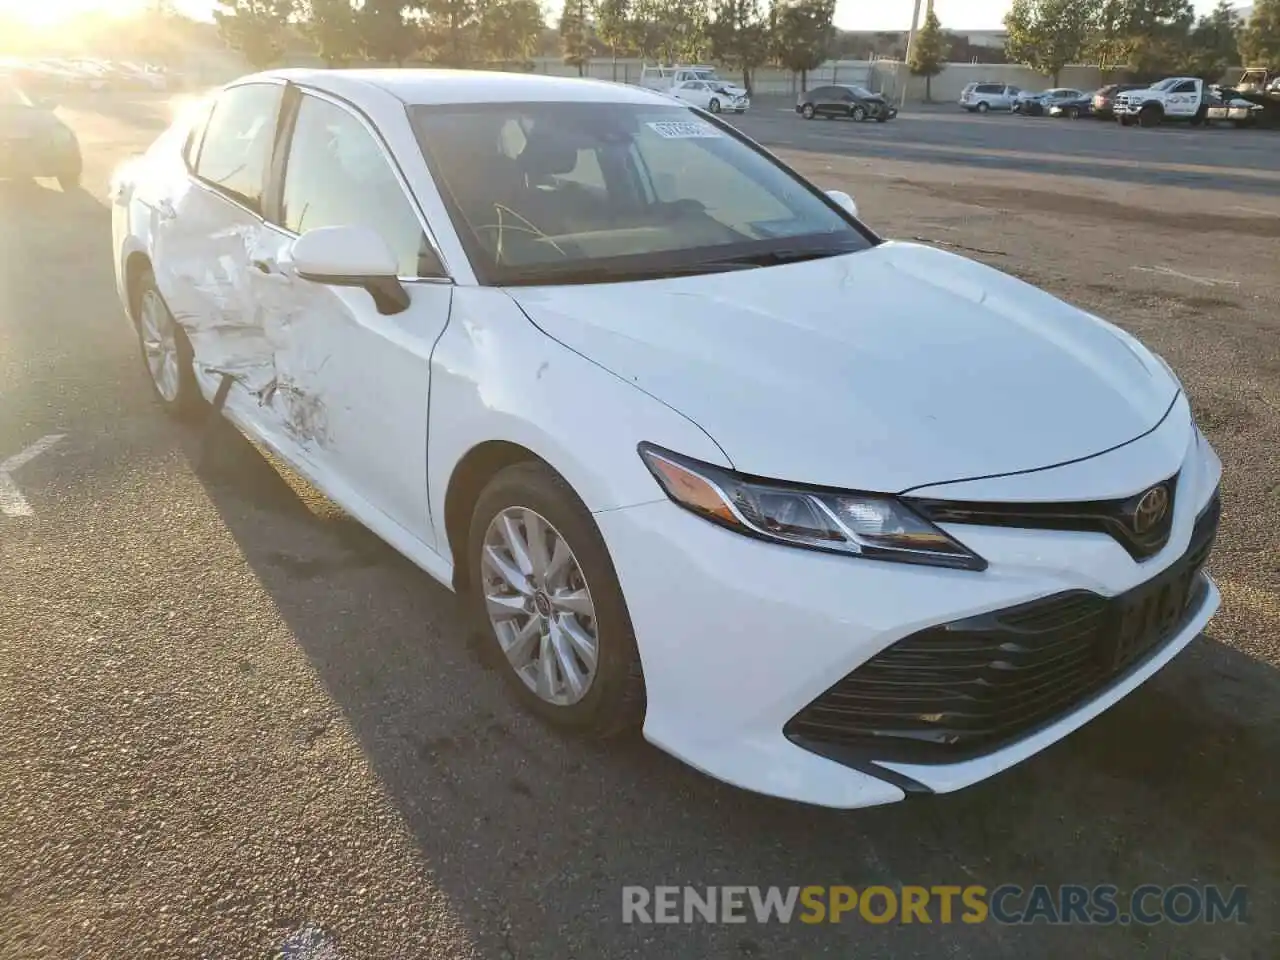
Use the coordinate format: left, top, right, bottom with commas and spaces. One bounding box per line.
153, 81, 287, 401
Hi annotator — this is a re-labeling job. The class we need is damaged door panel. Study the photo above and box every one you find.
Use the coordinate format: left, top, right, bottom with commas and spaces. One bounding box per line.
150, 81, 287, 402
224, 88, 454, 542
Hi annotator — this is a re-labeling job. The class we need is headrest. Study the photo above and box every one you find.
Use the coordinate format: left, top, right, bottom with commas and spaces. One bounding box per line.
517, 134, 578, 177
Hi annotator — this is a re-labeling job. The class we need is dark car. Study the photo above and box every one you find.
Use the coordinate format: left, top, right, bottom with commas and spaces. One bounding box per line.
1091, 83, 1146, 120
0, 76, 82, 189
796, 84, 897, 122
1047, 92, 1093, 118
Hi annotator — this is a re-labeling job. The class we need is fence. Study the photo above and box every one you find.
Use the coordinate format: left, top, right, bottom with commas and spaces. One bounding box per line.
185, 53, 1134, 104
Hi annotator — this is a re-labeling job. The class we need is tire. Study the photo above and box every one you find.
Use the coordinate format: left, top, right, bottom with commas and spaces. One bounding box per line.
466, 461, 645, 738
976, 101, 989, 114
875, 116, 887, 123
57, 171, 81, 191
1119, 115, 1133, 127
133, 268, 203, 418
1138, 105, 1162, 128
708, 97, 721, 114
851, 105, 867, 121
801, 103, 815, 119
1067, 106, 1080, 119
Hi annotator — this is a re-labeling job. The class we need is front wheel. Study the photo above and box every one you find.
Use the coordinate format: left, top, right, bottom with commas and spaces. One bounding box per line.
851, 105, 867, 122
801, 103, 815, 119
1067, 106, 1080, 119
976, 102, 989, 114
467, 462, 645, 737
708, 97, 721, 114
1138, 105, 1162, 128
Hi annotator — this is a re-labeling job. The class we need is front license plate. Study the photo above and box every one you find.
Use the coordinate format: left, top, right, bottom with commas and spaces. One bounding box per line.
1106, 559, 1201, 670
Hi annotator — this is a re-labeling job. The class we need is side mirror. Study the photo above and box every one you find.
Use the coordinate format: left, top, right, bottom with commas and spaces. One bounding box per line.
825, 188, 858, 220
287, 224, 409, 315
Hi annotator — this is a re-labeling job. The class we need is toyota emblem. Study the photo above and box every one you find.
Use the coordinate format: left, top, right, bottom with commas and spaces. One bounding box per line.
1132, 485, 1170, 535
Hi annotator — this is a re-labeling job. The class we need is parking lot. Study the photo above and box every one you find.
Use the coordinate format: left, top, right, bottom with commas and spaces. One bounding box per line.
1, 93, 1277, 959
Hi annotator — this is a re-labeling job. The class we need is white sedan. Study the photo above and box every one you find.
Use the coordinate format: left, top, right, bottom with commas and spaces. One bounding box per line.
110, 69, 1222, 809
668, 79, 749, 114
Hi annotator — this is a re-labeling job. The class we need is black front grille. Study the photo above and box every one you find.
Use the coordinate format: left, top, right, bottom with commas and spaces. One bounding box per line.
909, 473, 1180, 562
786, 488, 1221, 766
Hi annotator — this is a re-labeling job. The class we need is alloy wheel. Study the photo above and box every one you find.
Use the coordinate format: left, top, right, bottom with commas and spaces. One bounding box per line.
482, 506, 599, 706
139, 288, 180, 402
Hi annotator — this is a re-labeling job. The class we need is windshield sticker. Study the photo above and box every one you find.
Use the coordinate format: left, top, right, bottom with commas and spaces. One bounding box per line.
646, 120, 723, 139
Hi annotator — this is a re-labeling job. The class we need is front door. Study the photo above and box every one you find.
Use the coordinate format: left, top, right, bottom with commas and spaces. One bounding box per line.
244, 87, 454, 544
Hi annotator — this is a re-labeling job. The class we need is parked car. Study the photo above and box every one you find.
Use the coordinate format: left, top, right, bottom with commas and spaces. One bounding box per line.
958, 82, 1021, 112
640, 64, 748, 101
670, 79, 749, 114
1047, 92, 1094, 118
1091, 83, 1148, 120
0, 75, 82, 188
1014, 88, 1086, 116
796, 84, 896, 121
110, 69, 1222, 810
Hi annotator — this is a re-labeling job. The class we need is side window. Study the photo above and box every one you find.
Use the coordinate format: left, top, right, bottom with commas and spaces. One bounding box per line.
1172, 80, 1196, 94
194, 83, 283, 212
181, 97, 215, 169
279, 93, 441, 279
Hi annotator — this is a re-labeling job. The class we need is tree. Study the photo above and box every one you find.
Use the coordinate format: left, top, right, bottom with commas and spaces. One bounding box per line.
423, 0, 479, 66
708, 0, 766, 90
559, 0, 591, 75
1180, 1, 1240, 80
595, 0, 635, 57
907, 3, 946, 100
1003, 0, 1090, 85
771, 0, 835, 91
213, 0, 295, 69
478, 0, 544, 65
301, 0, 361, 65
1240, 0, 1280, 69
357, 0, 421, 64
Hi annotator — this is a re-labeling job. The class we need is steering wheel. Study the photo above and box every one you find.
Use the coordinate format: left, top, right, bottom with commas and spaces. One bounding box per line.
475, 204, 568, 263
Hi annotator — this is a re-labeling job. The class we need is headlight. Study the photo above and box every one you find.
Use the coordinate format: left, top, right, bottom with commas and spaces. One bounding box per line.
638, 444, 986, 571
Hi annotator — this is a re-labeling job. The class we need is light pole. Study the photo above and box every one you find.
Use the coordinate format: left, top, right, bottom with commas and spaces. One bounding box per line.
899, 0, 924, 111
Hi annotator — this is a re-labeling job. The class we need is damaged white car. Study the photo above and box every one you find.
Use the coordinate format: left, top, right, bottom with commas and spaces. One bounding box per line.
110, 70, 1222, 809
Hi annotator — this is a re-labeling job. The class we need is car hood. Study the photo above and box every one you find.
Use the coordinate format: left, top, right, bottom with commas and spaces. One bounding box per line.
507, 241, 1179, 493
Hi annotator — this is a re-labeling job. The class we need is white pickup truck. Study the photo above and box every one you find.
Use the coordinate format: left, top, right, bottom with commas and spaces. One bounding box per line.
1114, 76, 1261, 128
638, 64, 749, 100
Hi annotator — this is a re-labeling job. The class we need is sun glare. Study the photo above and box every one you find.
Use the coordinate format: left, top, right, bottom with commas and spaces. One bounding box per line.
0, 0, 148, 28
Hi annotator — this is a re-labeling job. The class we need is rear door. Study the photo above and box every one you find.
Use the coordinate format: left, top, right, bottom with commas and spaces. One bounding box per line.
246, 85, 453, 542
150, 80, 286, 397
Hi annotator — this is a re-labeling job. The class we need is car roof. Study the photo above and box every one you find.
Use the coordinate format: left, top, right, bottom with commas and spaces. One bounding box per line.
242, 68, 674, 107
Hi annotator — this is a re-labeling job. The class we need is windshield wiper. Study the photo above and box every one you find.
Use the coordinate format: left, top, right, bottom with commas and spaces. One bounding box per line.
499, 259, 761, 286
702, 247, 850, 268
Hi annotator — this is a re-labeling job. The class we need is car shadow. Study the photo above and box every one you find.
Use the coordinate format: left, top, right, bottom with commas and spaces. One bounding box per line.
179, 415, 1279, 959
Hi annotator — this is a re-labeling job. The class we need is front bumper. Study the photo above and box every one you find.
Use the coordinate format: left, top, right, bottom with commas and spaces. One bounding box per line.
596, 419, 1222, 809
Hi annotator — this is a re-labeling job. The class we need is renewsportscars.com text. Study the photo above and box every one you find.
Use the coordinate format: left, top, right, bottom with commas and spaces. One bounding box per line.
621, 884, 1248, 926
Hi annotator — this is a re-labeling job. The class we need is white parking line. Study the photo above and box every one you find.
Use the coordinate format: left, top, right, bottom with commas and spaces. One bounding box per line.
1132, 265, 1240, 288
0, 434, 65, 517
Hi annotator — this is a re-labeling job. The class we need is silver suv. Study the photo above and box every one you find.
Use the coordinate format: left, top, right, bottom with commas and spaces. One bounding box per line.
959, 82, 1021, 113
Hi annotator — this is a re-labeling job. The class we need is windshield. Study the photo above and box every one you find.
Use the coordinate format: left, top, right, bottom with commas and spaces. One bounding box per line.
411, 102, 873, 286
1150, 78, 1180, 91
849, 86, 875, 98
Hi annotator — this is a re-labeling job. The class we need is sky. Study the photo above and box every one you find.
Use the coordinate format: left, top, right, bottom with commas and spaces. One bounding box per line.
0, 0, 1231, 35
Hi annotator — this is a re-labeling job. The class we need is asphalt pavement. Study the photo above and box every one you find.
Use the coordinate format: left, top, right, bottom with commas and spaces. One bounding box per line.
735, 98, 1280, 195
1, 93, 1277, 960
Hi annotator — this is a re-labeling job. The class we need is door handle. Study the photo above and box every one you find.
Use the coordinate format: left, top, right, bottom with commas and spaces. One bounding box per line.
252, 258, 277, 274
